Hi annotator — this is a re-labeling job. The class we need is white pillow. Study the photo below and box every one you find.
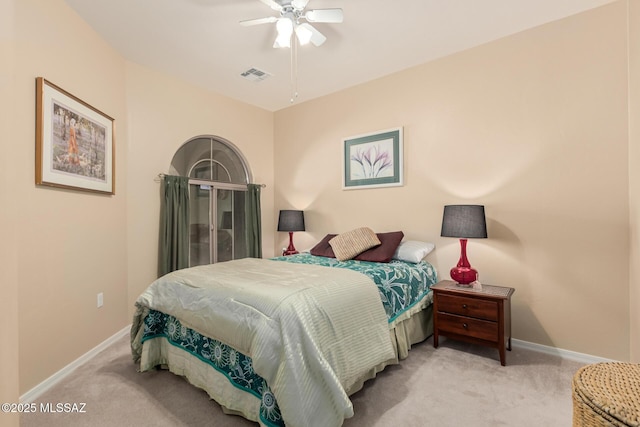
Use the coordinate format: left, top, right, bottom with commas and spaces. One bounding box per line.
393, 240, 435, 263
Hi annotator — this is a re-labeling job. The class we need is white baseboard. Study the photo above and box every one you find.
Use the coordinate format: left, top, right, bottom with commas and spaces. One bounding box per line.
20, 325, 131, 404
512, 338, 614, 364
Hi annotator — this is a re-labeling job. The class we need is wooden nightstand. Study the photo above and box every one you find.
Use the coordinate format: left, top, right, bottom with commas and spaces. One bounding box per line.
432, 280, 515, 366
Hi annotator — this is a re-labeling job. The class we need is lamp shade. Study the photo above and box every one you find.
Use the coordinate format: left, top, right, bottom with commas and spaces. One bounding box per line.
295, 23, 313, 45
277, 210, 305, 232
441, 205, 487, 239
274, 17, 293, 48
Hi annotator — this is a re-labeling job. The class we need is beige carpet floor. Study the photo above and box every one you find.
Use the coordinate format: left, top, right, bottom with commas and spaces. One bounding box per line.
20, 334, 585, 426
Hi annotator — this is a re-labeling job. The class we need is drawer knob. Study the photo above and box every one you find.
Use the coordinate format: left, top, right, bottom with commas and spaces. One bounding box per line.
462, 304, 467, 309
463, 323, 468, 329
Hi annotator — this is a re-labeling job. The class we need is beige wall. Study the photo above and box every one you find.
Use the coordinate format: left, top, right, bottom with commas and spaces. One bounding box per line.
1, 1, 20, 425
275, 2, 631, 360
12, 0, 129, 393
629, 0, 640, 362
125, 62, 275, 315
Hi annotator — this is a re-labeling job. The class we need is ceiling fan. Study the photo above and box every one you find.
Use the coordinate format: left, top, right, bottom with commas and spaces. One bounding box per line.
240, 0, 343, 48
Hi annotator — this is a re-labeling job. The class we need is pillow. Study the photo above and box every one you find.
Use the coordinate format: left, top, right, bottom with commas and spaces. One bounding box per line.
309, 234, 337, 258
354, 231, 404, 263
329, 227, 381, 261
392, 240, 435, 263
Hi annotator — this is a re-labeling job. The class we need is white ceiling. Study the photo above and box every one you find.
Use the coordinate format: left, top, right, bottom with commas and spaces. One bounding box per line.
64, 0, 615, 112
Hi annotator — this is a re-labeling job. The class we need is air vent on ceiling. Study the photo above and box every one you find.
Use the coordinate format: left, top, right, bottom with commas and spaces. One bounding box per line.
240, 67, 271, 82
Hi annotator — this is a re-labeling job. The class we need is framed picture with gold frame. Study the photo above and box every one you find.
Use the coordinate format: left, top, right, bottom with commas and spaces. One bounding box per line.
36, 77, 115, 194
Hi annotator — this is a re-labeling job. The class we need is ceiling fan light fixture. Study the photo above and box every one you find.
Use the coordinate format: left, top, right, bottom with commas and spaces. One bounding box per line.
295, 24, 313, 45
274, 17, 293, 48
241, 0, 344, 101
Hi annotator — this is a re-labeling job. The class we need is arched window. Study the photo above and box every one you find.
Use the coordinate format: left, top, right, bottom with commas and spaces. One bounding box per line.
170, 136, 252, 184
170, 136, 253, 266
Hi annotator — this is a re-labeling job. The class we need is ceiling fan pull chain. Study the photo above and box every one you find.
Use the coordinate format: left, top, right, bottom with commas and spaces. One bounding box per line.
290, 34, 294, 103
294, 36, 299, 100
290, 33, 299, 103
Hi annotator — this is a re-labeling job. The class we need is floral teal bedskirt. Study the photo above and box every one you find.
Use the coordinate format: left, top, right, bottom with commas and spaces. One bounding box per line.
142, 311, 283, 426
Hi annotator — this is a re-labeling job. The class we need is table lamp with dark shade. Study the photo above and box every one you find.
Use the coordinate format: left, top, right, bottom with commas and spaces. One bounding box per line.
278, 210, 305, 255
440, 205, 487, 285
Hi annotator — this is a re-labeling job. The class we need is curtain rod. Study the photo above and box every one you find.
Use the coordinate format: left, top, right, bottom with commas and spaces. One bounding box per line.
154, 173, 265, 187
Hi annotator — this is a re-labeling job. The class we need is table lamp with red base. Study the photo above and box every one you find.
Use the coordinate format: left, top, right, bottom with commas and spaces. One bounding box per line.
277, 210, 305, 256
440, 205, 488, 285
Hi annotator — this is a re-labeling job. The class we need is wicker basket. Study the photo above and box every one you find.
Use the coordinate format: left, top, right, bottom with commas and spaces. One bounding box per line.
572, 362, 640, 426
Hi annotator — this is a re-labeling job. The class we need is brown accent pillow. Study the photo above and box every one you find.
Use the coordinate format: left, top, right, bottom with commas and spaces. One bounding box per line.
309, 234, 337, 258
329, 227, 381, 261
355, 231, 404, 263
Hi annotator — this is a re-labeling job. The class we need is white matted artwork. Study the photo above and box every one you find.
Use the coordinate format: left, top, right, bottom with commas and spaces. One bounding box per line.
342, 127, 403, 190
36, 77, 115, 194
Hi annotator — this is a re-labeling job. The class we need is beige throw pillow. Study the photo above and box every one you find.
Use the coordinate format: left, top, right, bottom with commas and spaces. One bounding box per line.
329, 227, 381, 261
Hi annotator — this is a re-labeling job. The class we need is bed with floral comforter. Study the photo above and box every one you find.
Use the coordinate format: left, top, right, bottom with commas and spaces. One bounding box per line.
131, 254, 437, 427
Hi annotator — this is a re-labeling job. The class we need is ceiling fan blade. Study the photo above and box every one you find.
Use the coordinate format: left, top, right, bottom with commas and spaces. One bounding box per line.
240, 16, 278, 26
305, 8, 343, 23
298, 23, 326, 47
291, 0, 310, 10
258, 0, 282, 11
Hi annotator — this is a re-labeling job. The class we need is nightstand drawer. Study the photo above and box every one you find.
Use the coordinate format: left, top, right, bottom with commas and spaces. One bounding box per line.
437, 294, 498, 321
437, 313, 498, 342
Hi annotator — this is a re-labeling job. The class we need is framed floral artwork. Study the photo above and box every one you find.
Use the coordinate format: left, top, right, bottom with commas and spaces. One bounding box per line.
342, 127, 403, 190
36, 77, 115, 194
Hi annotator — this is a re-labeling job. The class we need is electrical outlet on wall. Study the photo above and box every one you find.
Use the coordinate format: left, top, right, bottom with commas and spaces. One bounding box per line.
97, 292, 104, 308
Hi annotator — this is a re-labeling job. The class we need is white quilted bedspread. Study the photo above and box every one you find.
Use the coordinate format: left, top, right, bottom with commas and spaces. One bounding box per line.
132, 257, 395, 427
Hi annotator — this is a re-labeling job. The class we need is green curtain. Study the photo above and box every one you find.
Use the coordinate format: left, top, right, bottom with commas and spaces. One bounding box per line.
245, 184, 262, 258
158, 175, 190, 277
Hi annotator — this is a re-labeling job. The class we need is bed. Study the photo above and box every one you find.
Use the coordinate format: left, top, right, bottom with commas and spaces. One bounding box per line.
131, 234, 437, 427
